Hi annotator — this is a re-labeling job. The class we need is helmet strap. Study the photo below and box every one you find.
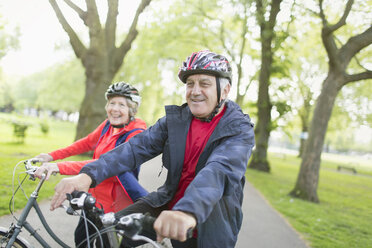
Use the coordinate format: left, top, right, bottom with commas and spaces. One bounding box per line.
111, 124, 125, 128
216, 77, 221, 104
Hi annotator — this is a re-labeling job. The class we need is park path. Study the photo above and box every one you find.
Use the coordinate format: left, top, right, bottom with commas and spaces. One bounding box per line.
0, 156, 309, 248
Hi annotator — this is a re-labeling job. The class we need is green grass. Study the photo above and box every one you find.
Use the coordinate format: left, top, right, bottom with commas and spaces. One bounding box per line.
320, 152, 372, 176
0, 113, 89, 216
246, 153, 372, 248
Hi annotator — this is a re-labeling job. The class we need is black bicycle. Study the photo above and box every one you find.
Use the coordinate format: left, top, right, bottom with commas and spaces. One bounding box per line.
0, 159, 178, 248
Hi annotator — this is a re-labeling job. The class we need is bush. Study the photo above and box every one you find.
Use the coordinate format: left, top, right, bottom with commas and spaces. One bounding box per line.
39, 121, 49, 135
12, 121, 30, 143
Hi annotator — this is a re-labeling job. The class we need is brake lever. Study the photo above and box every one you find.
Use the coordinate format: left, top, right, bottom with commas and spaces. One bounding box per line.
62, 204, 76, 215
131, 234, 161, 248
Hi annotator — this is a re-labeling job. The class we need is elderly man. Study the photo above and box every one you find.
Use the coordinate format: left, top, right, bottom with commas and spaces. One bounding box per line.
50, 50, 255, 248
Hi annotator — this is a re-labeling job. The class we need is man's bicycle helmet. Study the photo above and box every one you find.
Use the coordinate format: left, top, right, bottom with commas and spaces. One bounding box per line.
178, 50, 232, 84
178, 50, 232, 122
105, 82, 141, 105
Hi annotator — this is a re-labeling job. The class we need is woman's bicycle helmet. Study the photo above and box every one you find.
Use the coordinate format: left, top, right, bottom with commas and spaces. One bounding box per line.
105, 82, 141, 105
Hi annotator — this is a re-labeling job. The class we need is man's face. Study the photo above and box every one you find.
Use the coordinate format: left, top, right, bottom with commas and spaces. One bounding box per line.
186, 74, 218, 118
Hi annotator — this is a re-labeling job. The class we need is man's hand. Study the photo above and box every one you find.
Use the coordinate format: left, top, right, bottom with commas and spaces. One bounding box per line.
50, 173, 92, 211
34, 163, 59, 180
154, 210, 197, 242
34, 153, 53, 163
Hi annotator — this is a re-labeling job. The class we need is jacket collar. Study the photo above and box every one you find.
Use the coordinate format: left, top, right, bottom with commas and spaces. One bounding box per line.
165, 100, 246, 141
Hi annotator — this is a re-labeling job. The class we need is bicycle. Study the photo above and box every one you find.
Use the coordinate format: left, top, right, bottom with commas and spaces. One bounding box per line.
0, 159, 190, 248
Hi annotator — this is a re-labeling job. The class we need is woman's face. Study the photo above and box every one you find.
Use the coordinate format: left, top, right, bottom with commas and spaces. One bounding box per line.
105, 96, 130, 126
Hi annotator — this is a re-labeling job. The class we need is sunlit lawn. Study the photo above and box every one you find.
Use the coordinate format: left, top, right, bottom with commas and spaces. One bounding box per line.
0, 113, 89, 216
246, 153, 372, 248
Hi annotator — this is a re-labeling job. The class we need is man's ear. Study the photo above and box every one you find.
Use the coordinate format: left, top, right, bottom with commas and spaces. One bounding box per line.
222, 83, 231, 99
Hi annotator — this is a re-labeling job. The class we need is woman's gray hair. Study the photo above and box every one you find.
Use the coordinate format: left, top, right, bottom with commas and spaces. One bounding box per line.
126, 98, 139, 118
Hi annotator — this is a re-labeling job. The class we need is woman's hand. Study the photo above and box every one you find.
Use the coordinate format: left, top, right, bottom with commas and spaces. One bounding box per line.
34, 163, 59, 180
35, 153, 54, 163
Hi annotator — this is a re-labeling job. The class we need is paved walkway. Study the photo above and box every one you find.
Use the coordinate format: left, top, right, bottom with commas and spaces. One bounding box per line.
0, 156, 309, 247
236, 181, 309, 248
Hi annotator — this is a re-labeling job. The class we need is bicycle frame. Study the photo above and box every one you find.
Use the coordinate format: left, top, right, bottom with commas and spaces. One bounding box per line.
5, 175, 69, 248
2, 160, 169, 248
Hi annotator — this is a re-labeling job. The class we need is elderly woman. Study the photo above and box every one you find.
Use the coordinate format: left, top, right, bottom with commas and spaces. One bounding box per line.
35, 82, 147, 247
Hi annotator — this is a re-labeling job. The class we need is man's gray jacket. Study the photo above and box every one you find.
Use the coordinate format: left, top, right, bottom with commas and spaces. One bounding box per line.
81, 100, 255, 247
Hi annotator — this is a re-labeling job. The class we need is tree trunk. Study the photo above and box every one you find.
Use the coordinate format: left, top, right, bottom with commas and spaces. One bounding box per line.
75, 63, 114, 140
289, 0, 372, 203
248, 48, 272, 172
297, 83, 312, 158
235, 5, 249, 108
73, 44, 115, 140
248, 0, 282, 172
298, 100, 311, 158
298, 127, 308, 158
290, 73, 341, 202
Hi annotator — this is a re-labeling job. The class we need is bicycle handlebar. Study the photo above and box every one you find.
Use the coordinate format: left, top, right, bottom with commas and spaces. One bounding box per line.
135, 214, 193, 240
23, 158, 58, 181
22, 159, 43, 181
66, 191, 193, 242
67, 191, 97, 211
24, 159, 39, 173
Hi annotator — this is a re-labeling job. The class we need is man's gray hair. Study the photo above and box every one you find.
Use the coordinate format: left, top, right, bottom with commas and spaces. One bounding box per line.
220, 78, 230, 91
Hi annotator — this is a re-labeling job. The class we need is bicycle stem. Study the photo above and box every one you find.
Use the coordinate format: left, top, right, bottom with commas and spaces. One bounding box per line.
31, 174, 46, 198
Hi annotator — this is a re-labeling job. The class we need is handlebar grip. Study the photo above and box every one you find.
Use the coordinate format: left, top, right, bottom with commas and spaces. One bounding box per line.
142, 213, 194, 239
30, 158, 42, 163
66, 190, 83, 201
186, 228, 194, 239
71, 190, 84, 198
142, 213, 156, 232
67, 191, 97, 210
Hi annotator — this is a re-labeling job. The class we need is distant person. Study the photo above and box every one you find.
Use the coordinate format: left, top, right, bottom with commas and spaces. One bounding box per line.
35, 82, 148, 247
49, 50, 255, 248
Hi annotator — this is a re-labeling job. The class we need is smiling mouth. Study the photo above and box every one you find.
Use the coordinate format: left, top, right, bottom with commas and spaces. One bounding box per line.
190, 98, 205, 103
